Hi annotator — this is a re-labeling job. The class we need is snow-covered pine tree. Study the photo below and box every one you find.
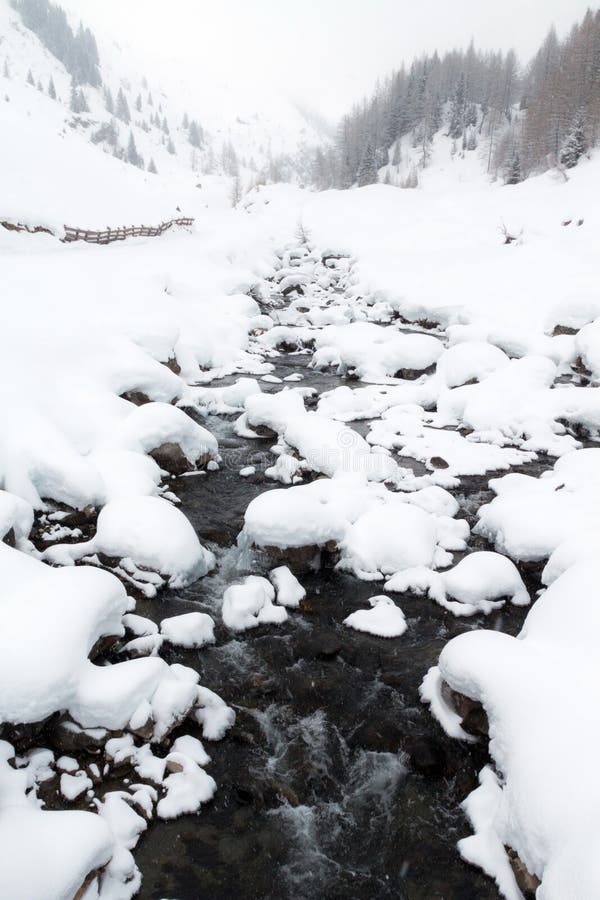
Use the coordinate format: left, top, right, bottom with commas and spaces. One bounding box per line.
448, 72, 467, 139
356, 139, 378, 186
560, 109, 588, 168
231, 175, 242, 207
182, 112, 189, 129
103, 86, 114, 114
162, 117, 169, 135
127, 131, 139, 166
48, 76, 56, 99
116, 88, 131, 124
135, 93, 142, 112
26, 68, 34, 85
148, 158, 158, 174
69, 76, 86, 113
505, 150, 522, 184
189, 119, 203, 148
167, 137, 175, 154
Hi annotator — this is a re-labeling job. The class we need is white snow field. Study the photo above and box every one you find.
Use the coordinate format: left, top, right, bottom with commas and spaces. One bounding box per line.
3, 4, 600, 892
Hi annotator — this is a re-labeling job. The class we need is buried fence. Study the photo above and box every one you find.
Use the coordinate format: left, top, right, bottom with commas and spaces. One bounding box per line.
1, 216, 194, 244
62, 217, 195, 244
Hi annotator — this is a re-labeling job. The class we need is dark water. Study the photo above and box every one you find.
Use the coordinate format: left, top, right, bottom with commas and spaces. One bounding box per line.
134, 354, 548, 900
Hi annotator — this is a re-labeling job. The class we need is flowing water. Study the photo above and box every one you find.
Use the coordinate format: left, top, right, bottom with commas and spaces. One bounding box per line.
134, 352, 547, 900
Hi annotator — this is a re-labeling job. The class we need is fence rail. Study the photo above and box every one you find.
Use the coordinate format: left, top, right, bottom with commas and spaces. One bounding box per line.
62, 217, 195, 244
1, 220, 53, 236
1, 216, 194, 245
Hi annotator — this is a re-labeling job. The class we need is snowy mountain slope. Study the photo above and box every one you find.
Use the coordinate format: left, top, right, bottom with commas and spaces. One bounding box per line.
0, 0, 328, 193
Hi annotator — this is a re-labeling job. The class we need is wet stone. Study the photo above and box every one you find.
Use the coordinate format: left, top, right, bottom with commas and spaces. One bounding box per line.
405, 736, 448, 777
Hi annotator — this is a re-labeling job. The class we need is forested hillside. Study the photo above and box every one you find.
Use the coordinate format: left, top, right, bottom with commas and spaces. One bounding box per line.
318, 9, 600, 189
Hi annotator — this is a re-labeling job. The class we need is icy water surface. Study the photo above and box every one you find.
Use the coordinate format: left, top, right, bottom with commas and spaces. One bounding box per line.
135, 354, 547, 900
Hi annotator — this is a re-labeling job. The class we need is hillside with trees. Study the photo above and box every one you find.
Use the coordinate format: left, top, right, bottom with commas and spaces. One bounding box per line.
321, 8, 600, 190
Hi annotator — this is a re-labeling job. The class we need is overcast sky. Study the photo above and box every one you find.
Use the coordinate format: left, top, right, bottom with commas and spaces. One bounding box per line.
70, 0, 592, 118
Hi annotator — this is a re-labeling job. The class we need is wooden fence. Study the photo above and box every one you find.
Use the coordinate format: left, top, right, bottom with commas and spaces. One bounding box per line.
1, 216, 194, 245
1, 220, 53, 236
62, 217, 195, 244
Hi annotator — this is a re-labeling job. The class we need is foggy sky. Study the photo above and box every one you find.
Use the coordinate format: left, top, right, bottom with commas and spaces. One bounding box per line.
68, 0, 592, 118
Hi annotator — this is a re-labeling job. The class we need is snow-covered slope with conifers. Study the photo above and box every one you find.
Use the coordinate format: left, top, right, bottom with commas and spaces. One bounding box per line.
0, 0, 327, 219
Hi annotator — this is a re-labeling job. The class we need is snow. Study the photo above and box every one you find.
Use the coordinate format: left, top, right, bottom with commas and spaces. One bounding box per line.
475, 450, 600, 561
157, 755, 216, 820
160, 612, 216, 649
0, 491, 34, 547
5, 10, 600, 894
387, 551, 529, 616
343, 596, 407, 638
44, 496, 215, 591
340, 502, 439, 579
60, 771, 93, 801
222, 576, 288, 632
312, 322, 443, 381
436, 341, 510, 388
424, 560, 600, 898
243, 474, 468, 578
269, 566, 306, 608
0, 741, 117, 900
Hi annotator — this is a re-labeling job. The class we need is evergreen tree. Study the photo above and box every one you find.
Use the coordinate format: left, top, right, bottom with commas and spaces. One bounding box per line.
147, 92, 153, 106
116, 88, 130, 124
167, 137, 175, 154
69, 76, 88, 113
36, 79, 43, 92
448, 72, 467, 138
162, 116, 169, 135
182, 112, 189, 129
48, 76, 56, 99
356, 139, 379, 186
148, 157, 158, 174
506, 150, 522, 184
189, 119, 203, 148
127, 131, 140, 167
103, 86, 114, 114
560, 108, 588, 168
135, 93, 142, 112
13, 0, 101, 86
26, 68, 34, 86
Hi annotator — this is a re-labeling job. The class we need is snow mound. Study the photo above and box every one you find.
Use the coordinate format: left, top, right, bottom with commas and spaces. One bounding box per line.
312, 322, 443, 381
0, 491, 33, 546
423, 560, 600, 898
222, 576, 288, 632
115, 402, 219, 469
385, 552, 528, 616
269, 566, 306, 608
475, 449, 600, 562
343, 596, 407, 638
44, 496, 214, 590
160, 612, 216, 649
436, 341, 510, 388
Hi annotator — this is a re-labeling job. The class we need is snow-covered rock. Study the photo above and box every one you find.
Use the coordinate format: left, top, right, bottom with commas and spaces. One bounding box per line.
222, 576, 288, 632
160, 612, 216, 649
343, 596, 407, 638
